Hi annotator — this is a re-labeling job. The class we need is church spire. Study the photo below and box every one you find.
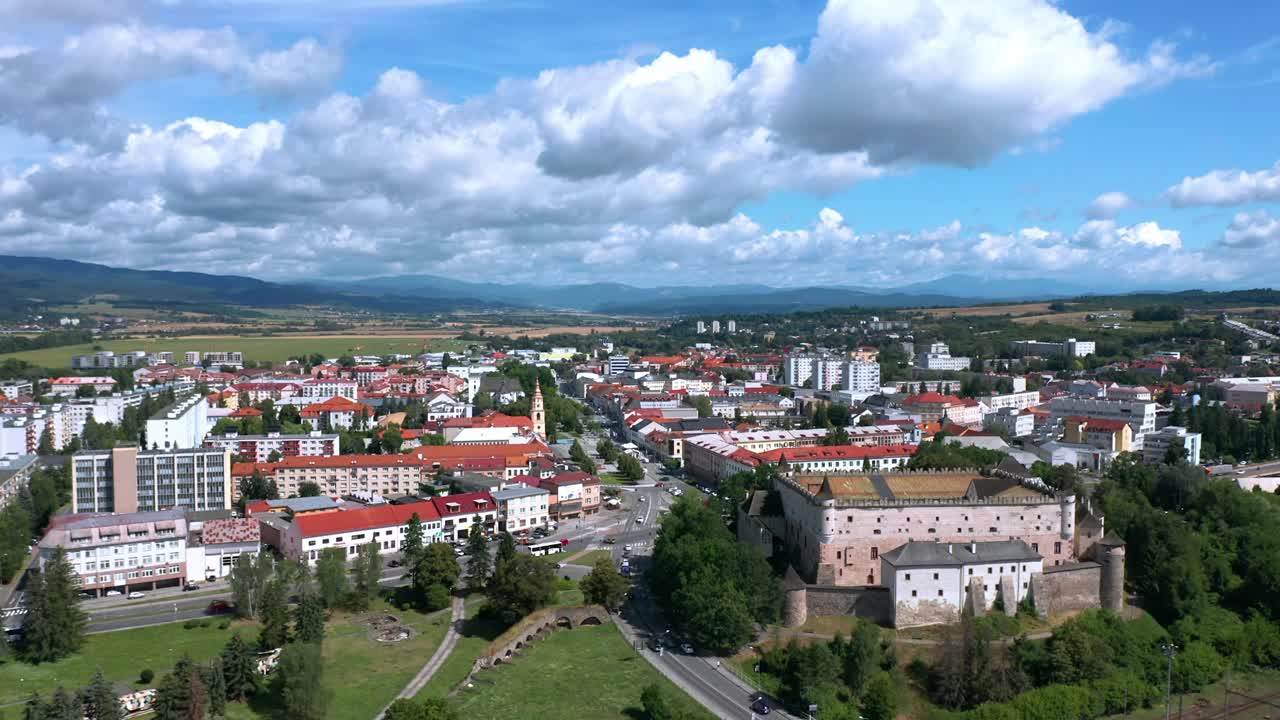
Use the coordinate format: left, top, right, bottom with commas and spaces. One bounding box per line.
532, 378, 546, 440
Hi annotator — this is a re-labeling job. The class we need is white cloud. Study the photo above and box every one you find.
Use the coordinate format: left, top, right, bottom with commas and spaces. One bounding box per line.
1223, 210, 1280, 248
1166, 161, 1280, 207
1085, 191, 1136, 219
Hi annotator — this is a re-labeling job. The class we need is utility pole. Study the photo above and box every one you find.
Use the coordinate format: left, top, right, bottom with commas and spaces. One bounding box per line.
1224, 667, 1231, 719
1162, 643, 1178, 720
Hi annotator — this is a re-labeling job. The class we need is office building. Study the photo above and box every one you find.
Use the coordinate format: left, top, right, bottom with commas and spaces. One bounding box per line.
72, 446, 233, 513
608, 355, 631, 376
1049, 396, 1158, 436
1010, 338, 1096, 358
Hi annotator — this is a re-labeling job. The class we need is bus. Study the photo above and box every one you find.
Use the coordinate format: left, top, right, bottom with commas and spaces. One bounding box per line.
523, 539, 566, 557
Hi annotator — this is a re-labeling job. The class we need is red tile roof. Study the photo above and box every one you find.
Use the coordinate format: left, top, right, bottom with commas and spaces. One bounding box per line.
294, 501, 440, 538
300, 396, 373, 416
756, 444, 918, 463
232, 454, 430, 477
231, 408, 263, 417
431, 492, 496, 517
903, 392, 965, 406
442, 412, 534, 430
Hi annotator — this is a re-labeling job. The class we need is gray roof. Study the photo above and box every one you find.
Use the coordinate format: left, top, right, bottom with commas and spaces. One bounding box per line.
266, 496, 339, 513
492, 484, 549, 501
881, 539, 1041, 569
0, 454, 37, 479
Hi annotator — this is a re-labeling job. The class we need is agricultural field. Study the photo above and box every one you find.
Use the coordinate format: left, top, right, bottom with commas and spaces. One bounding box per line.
0, 335, 469, 368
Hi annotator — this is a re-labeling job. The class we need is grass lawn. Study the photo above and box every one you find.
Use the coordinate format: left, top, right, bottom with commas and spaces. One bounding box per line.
452, 621, 716, 720
567, 549, 613, 567
600, 473, 637, 486
0, 335, 467, 368
416, 603, 508, 699
221, 600, 454, 719
0, 618, 258, 709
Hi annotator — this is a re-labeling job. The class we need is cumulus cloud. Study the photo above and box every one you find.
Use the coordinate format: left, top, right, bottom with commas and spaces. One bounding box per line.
1166, 161, 1280, 207
770, 0, 1214, 166
0, 24, 343, 146
1085, 191, 1136, 219
1222, 210, 1280, 249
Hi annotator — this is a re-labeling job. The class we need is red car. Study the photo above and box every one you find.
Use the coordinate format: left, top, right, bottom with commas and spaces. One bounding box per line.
208, 600, 232, 614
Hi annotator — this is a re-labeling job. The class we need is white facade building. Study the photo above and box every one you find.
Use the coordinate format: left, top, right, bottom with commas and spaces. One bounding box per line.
915, 343, 972, 371
491, 483, 550, 532
984, 408, 1034, 438
1010, 339, 1096, 358
1049, 396, 1158, 436
146, 393, 208, 450
843, 360, 881, 393
1142, 426, 1203, 466
202, 432, 340, 462
979, 391, 1042, 412
881, 539, 1043, 627
608, 355, 632, 376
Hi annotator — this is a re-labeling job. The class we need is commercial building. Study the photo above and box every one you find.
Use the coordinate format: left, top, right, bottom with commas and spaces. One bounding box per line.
882, 539, 1043, 627
203, 432, 339, 463
39, 509, 189, 596
1142, 426, 1202, 466
1062, 417, 1134, 453
1049, 396, 1158, 437
279, 501, 443, 564
491, 483, 551, 532
187, 517, 261, 582
72, 446, 233, 513
776, 471, 1076, 587
914, 343, 972, 372
843, 360, 881, 393
1009, 339, 1096, 358
146, 393, 208, 450
431, 492, 498, 541
527, 472, 601, 520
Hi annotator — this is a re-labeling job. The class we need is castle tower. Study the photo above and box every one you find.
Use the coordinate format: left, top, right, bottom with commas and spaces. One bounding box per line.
1099, 534, 1126, 613
532, 379, 546, 440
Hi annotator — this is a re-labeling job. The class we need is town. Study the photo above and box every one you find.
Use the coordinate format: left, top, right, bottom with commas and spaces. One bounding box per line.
0, 291, 1279, 720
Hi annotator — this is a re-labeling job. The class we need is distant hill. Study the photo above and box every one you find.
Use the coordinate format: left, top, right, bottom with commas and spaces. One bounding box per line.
0, 256, 493, 316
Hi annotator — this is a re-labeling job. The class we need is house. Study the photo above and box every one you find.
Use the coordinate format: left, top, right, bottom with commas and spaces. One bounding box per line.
431, 492, 498, 542
882, 539, 1043, 627
278, 501, 443, 564
1062, 417, 1134, 453
423, 393, 471, 422
300, 396, 374, 431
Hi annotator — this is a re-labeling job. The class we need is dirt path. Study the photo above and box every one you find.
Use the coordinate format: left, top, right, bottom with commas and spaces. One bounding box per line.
377, 593, 465, 717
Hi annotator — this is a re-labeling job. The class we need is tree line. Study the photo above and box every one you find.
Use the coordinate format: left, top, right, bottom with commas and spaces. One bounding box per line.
0, 466, 70, 583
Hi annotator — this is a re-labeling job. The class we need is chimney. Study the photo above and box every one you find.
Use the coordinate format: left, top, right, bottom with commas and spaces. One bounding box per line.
947, 544, 952, 555
969, 541, 977, 554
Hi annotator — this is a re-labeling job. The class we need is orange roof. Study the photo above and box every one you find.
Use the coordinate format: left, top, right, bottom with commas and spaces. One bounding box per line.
904, 392, 964, 406
756, 444, 918, 463
442, 412, 533, 430
294, 501, 440, 537
300, 396, 373, 416
233, 454, 430, 476
231, 408, 263, 418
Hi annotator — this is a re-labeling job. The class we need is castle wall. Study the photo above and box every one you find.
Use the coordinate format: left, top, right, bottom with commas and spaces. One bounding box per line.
1029, 562, 1101, 617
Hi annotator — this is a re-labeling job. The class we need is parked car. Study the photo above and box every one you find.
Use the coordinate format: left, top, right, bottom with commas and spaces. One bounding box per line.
635, 517, 644, 524
78, 592, 94, 600
105, 590, 122, 597
127, 591, 146, 600
183, 582, 199, 591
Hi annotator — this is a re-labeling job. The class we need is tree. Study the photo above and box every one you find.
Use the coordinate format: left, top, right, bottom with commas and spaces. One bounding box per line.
237, 470, 279, 505
464, 529, 492, 592
37, 427, 55, 455
351, 541, 383, 610
861, 671, 898, 720
580, 557, 629, 609
152, 655, 200, 720
412, 543, 460, 610
569, 440, 597, 474
381, 425, 404, 454
823, 426, 851, 446
294, 592, 326, 644
640, 683, 682, 720
272, 642, 329, 720
202, 658, 227, 718
229, 551, 274, 619
221, 633, 258, 702
84, 667, 124, 720
258, 580, 289, 649
691, 395, 713, 418
403, 512, 426, 581
297, 481, 322, 498
485, 553, 556, 625
315, 547, 350, 609
618, 453, 645, 483
45, 686, 84, 720
266, 449, 283, 464
495, 531, 517, 570
385, 698, 459, 720
23, 549, 87, 662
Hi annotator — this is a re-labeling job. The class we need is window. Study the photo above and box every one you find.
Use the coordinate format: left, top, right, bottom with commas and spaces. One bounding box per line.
1054, 542, 1062, 554
989, 527, 998, 533
938, 589, 944, 597
905, 573, 911, 581
933, 573, 939, 580
968, 568, 973, 575
911, 590, 917, 598
1032, 542, 1039, 552
870, 547, 878, 559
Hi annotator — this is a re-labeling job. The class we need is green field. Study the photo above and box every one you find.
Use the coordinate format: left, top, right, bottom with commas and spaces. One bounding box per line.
0, 335, 467, 368
451, 621, 716, 720
0, 619, 259, 709
417, 602, 507, 698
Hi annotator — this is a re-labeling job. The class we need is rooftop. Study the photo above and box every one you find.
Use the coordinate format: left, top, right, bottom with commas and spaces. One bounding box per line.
881, 539, 1041, 569
293, 500, 440, 538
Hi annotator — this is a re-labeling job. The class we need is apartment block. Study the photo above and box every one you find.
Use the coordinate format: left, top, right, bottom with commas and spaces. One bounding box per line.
73, 446, 232, 513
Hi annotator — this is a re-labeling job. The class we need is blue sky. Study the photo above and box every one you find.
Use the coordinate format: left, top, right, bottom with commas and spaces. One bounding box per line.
0, 0, 1278, 290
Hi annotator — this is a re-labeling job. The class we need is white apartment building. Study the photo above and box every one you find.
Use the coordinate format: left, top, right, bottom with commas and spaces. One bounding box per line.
784, 354, 814, 387
696, 321, 706, 334
728, 320, 737, 333
146, 393, 208, 450
608, 355, 632, 376
843, 360, 881, 393
73, 446, 233, 513
279, 502, 443, 564
985, 408, 1034, 438
491, 483, 551, 532
39, 509, 189, 595
0, 454, 37, 508
234, 455, 428, 499
0, 380, 33, 399
203, 431, 340, 463
882, 539, 1043, 628
301, 378, 358, 400
915, 343, 972, 371
784, 354, 844, 389
184, 352, 201, 365
711, 320, 721, 333
979, 391, 1042, 412
1142, 426, 1203, 466
1049, 396, 1158, 436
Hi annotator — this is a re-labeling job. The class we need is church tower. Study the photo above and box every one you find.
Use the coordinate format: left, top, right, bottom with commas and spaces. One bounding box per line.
532, 379, 546, 439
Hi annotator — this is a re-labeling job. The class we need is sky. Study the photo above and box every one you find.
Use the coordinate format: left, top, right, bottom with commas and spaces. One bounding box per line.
0, 0, 1278, 291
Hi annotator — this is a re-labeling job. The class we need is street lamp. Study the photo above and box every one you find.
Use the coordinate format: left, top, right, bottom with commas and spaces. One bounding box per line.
1161, 643, 1178, 720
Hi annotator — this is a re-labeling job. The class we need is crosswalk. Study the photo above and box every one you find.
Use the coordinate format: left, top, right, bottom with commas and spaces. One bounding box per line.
2, 606, 28, 618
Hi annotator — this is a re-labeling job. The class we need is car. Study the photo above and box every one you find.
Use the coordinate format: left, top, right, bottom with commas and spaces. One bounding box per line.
105, 590, 122, 597
78, 592, 94, 600
635, 517, 644, 524
602, 537, 617, 545
622, 544, 631, 553
750, 699, 772, 715
127, 591, 146, 600
638, 496, 647, 502
183, 582, 199, 591
454, 547, 466, 557
208, 600, 232, 614
679, 642, 694, 654
388, 559, 402, 568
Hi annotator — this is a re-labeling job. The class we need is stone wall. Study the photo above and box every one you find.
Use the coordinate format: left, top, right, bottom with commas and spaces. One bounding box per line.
803, 585, 892, 625
451, 605, 610, 695
1029, 562, 1101, 617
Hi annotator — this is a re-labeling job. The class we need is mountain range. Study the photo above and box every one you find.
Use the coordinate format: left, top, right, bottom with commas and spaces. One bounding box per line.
0, 255, 1184, 317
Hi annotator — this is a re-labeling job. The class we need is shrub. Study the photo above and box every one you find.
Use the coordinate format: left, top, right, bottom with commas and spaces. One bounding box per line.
140, 669, 154, 684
